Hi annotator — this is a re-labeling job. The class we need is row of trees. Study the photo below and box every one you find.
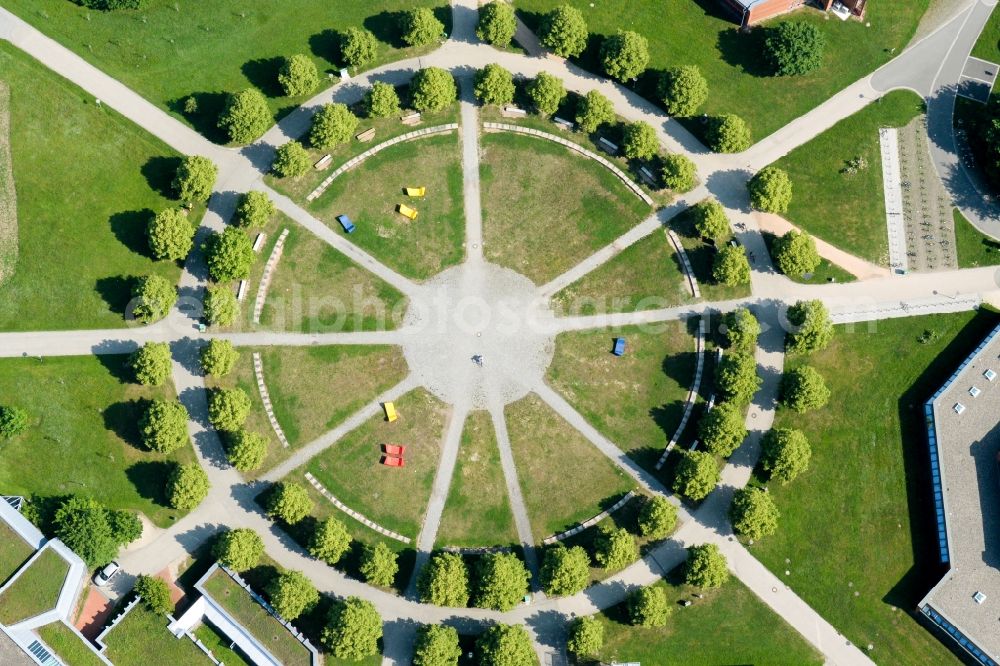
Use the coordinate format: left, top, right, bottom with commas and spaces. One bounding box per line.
688, 199, 752, 288
51, 495, 142, 567
417, 551, 529, 611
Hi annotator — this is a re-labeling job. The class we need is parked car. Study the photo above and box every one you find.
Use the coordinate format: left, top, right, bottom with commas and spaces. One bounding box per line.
94, 561, 120, 586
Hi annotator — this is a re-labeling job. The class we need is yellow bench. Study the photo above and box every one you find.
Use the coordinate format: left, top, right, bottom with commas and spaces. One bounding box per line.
383, 401, 398, 422
397, 204, 418, 220
405, 186, 426, 197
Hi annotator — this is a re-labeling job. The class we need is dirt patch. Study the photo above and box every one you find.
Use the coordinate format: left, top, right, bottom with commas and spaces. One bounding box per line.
0, 82, 16, 284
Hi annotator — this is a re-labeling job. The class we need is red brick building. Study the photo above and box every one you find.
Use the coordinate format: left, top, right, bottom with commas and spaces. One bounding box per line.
719, 0, 867, 26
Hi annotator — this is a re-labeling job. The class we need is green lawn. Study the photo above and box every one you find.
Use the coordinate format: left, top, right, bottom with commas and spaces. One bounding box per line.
0, 0, 450, 142
202, 568, 312, 666
669, 206, 752, 302
0, 548, 68, 625
103, 604, 212, 666
751, 311, 1000, 665
303, 387, 449, 537
0, 521, 33, 586
592, 574, 822, 665
552, 229, 694, 315
436, 410, 518, 548
954, 208, 1000, 267
773, 90, 925, 264
37, 622, 105, 666
516, 0, 929, 143
193, 622, 251, 666
0, 355, 195, 527
504, 393, 635, 542
546, 321, 698, 473
308, 133, 465, 280
480, 132, 651, 285
0, 42, 189, 331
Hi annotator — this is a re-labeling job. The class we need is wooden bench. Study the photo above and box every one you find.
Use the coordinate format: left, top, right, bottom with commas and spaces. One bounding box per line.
314, 154, 332, 170
501, 105, 527, 118
236, 280, 248, 302
401, 111, 422, 126
553, 116, 574, 131
252, 232, 267, 252
356, 127, 376, 142
639, 166, 657, 186
598, 137, 619, 155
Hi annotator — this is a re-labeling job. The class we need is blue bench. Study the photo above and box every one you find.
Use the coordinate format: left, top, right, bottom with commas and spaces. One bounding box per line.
612, 337, 626, 356
336, 214, 356, 234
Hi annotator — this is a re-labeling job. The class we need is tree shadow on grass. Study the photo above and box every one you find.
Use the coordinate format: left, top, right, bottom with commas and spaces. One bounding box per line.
308, 29, 341, 68
94, 353, 132, 384
103, 399, 150, 450
717, 25, 771, 78
140, 156, 183, 199
94, 275, 135, 317
166, 93, 230, 145
241, 57, 286, 99
364, 11, 405, 48
125, 459, 175, 507
109, 209, 154, 258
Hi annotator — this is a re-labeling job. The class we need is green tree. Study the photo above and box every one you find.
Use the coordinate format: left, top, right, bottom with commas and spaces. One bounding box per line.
139, 399, 189, 453
204, 285, 239, 326
594, 526, 637, 571
266, 482, 314, 525
692, 199, 729, 239
566, 616, 603, 657
410, 67, 457, 112
730, 487, 779, 539
0, 406, 29, 438
685, 543, 729, 588
322, 597, 383, 660
278, 54, 319, 97
773, 230, 820, 277
165, 463, 209, 510
310, 103, 359, 149
172, 155, 217, 203
131, 275, 177, 323
699, 401, 748, 457
130, 342, 172, 386
475, 552, 529, 611
401, 7, 444, 46
340, 27, 378, 68
713, 244, 751, 287
600, 30, 649, 82
418, 553, 469, 607
575, 89, 615, 133
309, 517, 352, 565
413, 624, 461, 666
540, 544, 590, 596
658, 65, 708, 117
672, 450, 720, 501
359, 542, 399, 587
748, 165, 793, 213
661, 153, 696, 192
539, 5, 588, 58
200, 339, 239, 377
267, 570, 319, 620
364, 81, 401, 118
218, 88, 271, 143
147, 208, 194, 261
723, 307, 760, 352
526, 72, 566, 116
764, 21, 826, 76
715, 351, 761, 404
474, 64, 516, 106
782, 365, 830, 412
707, 114, 752, 153
272, 140, 311, 178
638, 495, 678, 539
134, 575, 172, 615
477, 624, 535, 666
208, 387, 251, 431
786, 299, 834, 354
53, 496, 118, 567
206, 227, 255, 282
622, 121, 659, 160
628, 585, 670, 627
235, 191, 274, 229
108, 510, 142, 544
761, 428, 812, 483
226, 430, 268, 472
477, 1, 517, 47
212, 528, 264, 572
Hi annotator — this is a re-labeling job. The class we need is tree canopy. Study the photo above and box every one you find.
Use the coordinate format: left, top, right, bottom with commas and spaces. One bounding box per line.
540, 544, 590, 596
208, 387, 251, 431
401, 7, 445, 47
477, 624, 535, 666
600, 30, 649, 82
200, 339, 239, 377
226, 429, 268, 471
139, 399, 189, 453
218, 88, 271, 143
761, 427, 812, 483
206, 227, 255, 283
707, 114, 752, 153
359, 542, 399, 588
638, 495, 678, 539
131, 275, 177, 323
134, 575, 173, 615
278, 54, 319, 97
539, 5, 588, 58
713, 244, 751, 286
659, 65, 709, 117
54, 496, 136, 567
474, 64, 516, 107
748, 166, 793, 213
213, 528, 264, 572
322, 597, 382, 660
166, 463, 209, 510
773, 230, 820, 277
629, 585, 670, 627
594, 526, 638, 571
567, 616, 603, 657
364, 81, 401, 118
782, 365, 830, 412
310, 103, 359, 149
267, 570, 319, 620
622, 121, 659, 160
204, 285, 239, 326
730, 486, 780, 539
477, 1, 517, 47
418, 553, 469, 607
272, 141, 311, 178
172, 156, 217, 203
692, 199, 730, 239
0, 406, 29, 439
308, 517, 352, 565
410, 67, 458, 112
475, 553, 530, 611
723, 308, 761, 352
413, 624, 462, 666
715, 351, 761, 404
340, 27, 378, 68
786, 299, 834, 354
661, 153, 697, 192
764, 21, 826, 76
235, 191, 274, 229
672, 450, 720, 501
266, 482, 314, 525
130, 342, 172, 386
698, 401, 748, 457
527, 72, 566, 116
147, 208, 194, 261
575, 89, 615, 134
685, 543, 729, 588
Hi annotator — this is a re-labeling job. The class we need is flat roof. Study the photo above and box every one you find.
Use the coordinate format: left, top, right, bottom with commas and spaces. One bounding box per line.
921, 326, 1000, 662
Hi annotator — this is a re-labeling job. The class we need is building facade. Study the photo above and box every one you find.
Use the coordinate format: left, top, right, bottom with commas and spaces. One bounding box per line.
719, 0, 867, 26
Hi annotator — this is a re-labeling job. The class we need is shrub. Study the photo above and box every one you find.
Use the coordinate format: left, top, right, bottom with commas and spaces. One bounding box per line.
206, 227, 255, 282
707, 114, 752, 153
474, 64, 515, 106
310, 103, 359, 149
417, 553, 469, 607
713, 244, 751, 286
659, 65, 708, 117
266, 482, 313, 525
723, 308, 760, 352
761, 428, 812, 483
730, 487, 779, 539
208, 387, 251, 431
692, 199, 729, 239
0, 406, 29, 439
279, 54, 319, 97
130, 342, 172, 386
773, 230, 820, 277
764, 22, 826, 76
131, 275, 177, 323
540, 544, 590, 596
364, 81, 401, 118
628, 585, 670, 627
566, 616, 603, 657
108, 510, 142, 544
359, 542, 398, 587
474, 552, 530, 611
748, 166, 793, 213
782, 365, 830, 412
699, 401, 749, 457
234, 191, 274, 229
200, 339, 239, 377
204, 285, 239, 326
685, 543, 729, 588
165, 463, 209, 510
673, 450, 720, 501
413, 624, 461, 666
526, 72, 566, 116
340, 27, 378, 68
622, 120, 659, 160
786, 299, 833, 354
410, 67, 457, 112
401, 7, 444, 47
322, 597, 382, 660
477, 1, 517, 47
477, 624, 535, 666
308, 517, 352, 565
539, 5, 588, 58
594, 526, 637, 571
173, 155, 217, 203
268, 570, 318, 620
226, 430, 268, 471
575, 89, 615, 133
147, 208, 194, 261
272, 141, 311, 178
139, 399, 189, 453
638, 495, 677, 539
661, 153, 697, 192
212, 528, 264, 572
715, 351, 761, 404
218, 88, 271, 143
600, 30, 649, 82
134, 575, 172, 615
